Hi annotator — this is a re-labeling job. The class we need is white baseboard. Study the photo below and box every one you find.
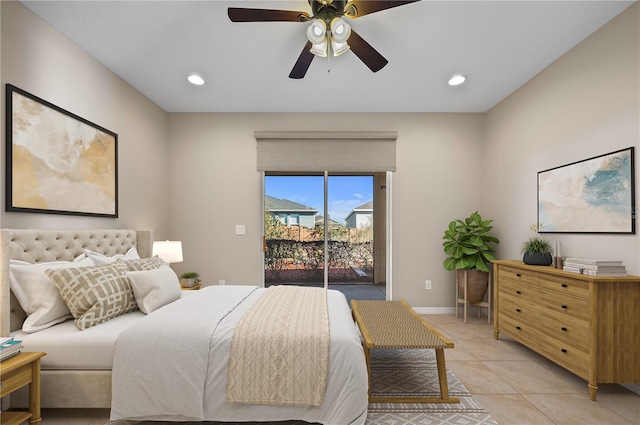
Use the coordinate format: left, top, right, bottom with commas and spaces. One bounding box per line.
412, 306, 491, 316
412, 307, 457, 315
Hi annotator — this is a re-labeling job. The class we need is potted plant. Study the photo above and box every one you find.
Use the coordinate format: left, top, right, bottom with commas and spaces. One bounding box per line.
521, 223, 553, 266
179, 271, 201, 288
442, 211, 499, 303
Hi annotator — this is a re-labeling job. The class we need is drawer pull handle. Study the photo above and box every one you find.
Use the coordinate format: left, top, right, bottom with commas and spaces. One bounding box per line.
561, 348, 568, 353
561, 327, 568, 332
516, 290, 522, 295
516, 326, 521, 330
561, 305, 568, 309
561, 283, 568, 288
516, 308, 521, 313
516, 273, 522, 277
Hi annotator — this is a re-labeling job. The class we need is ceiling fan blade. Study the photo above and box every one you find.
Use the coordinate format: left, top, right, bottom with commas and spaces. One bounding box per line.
346, 0, 420, 18
348, 30, 388, 73
228, 8, 310, 22
289, 41, 315, 79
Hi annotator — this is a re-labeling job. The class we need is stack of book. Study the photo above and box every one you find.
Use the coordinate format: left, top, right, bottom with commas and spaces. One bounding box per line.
0, 336, 22, 361
563, 258, 627, 276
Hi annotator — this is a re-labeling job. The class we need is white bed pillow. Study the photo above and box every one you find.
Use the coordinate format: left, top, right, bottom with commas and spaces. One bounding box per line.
85, 246, 140, 265
46, 261, 138, 330
9, 256, 95, 333
126, 265, 181, 314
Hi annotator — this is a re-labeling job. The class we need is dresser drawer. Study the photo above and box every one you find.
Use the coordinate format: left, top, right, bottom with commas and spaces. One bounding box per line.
540, 274, 589, 300
500, 266, 539, 286
532, 330, 589, 379
499, 313, 589, 379
498, 291, 539, 321
498, 313, 539, 345
536, 308, 590, 351
536, 289, 589, 321
499, 277, 542, 300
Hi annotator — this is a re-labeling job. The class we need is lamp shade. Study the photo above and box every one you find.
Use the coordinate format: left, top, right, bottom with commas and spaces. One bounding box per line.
330, 18, 350, 43
307, 19, 328, 57
152, 240, 183, 264
330, 18, 351, 56
331, 39, 350, 56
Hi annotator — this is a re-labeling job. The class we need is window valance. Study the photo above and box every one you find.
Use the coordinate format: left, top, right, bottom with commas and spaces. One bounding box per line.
255, 131, 397, 172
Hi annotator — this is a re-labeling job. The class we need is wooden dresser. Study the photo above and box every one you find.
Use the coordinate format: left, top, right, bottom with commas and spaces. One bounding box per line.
493, 260, 640, 400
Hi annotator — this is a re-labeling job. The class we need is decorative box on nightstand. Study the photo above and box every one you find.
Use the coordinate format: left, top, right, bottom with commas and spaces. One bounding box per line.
0, 351, 46, 425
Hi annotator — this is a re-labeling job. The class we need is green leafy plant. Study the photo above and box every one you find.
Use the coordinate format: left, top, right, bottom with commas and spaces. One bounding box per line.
179, 271, 200, 284
521, 223, 553, 255
442, 211, 499, 272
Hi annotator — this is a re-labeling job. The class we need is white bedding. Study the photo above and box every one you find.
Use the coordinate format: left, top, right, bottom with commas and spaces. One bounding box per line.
11, 292, 198, 369
110, 286, 368, 425
12, 311, 144, 369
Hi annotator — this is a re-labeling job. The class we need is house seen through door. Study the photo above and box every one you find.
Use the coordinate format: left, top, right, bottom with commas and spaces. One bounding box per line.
264, 173, 386, 301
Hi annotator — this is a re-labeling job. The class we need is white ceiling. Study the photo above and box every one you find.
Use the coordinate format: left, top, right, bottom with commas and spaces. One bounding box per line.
21, 0, 634, 113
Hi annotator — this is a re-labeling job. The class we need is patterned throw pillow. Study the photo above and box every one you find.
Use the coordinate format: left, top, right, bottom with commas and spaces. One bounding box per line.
125, 257, 166, 271
46, 261, 138, 330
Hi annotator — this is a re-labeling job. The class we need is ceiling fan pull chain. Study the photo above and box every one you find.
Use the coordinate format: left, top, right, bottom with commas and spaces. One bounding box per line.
327, 43, 331, 73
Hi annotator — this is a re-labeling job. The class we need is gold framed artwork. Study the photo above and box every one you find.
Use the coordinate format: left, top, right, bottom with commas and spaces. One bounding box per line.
6, 84, 118, 217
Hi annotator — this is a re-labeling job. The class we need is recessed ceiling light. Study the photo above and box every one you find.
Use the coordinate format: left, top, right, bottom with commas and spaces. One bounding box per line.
187, 74, 205, 86
448, 75, 466, 86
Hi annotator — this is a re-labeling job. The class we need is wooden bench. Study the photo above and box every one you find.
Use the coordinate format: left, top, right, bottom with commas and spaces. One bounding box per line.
351, 299, 459, 403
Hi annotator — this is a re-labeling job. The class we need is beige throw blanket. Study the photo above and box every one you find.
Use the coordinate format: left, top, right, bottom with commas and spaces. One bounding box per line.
227, 285, 330, 406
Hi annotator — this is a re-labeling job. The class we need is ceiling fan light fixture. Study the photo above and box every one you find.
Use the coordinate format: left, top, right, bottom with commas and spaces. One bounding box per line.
331, 39, 350, 56
310, 40, 328, 57
187, 74, 205, 86
448, 74, 466, 86
330, 18, 351, 43
307, 19, 328, 57
307, 19, 327, 44
329, 17, 351, 56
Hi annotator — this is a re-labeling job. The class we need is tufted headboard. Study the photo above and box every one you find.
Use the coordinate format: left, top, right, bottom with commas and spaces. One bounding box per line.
0, 229, 152, 335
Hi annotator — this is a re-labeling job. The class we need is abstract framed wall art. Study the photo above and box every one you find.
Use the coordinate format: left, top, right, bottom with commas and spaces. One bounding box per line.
538, 147, 634, 234
6, 84, 118, 217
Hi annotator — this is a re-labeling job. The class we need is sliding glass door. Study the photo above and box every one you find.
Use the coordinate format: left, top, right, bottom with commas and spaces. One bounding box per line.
264, 173, 382, 299
264, 174, 325, 287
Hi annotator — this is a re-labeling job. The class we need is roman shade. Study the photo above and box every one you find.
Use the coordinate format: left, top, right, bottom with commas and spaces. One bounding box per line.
255, 131, 397, 172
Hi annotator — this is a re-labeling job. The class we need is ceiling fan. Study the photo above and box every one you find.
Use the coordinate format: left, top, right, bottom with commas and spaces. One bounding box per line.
228, 0, 421, 79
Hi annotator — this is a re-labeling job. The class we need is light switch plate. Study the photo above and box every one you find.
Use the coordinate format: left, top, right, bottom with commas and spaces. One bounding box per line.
235, 225, 245, 235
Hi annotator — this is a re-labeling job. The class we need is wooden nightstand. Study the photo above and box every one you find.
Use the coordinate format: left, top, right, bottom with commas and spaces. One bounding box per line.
0, 351, 46, 425
181, 283, 201, 290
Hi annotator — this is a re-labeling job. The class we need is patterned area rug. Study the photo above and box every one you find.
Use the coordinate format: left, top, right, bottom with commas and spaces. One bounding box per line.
367, 348, 497, 425
107, 348, 497, 425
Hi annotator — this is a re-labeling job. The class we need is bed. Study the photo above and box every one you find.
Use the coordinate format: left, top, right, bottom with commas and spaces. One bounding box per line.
1, 228, 368, 424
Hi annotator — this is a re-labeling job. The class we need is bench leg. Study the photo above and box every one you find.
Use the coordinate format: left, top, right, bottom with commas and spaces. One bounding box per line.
364, 345, 371, 395
368, 348, 460, 404
435, 348, 450, 400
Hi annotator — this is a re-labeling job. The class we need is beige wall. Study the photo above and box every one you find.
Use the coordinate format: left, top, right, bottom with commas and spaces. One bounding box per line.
484, 3, 640, 275
2, 2, 638, 310
168, 113, 485, 308
0, 2, 170, 237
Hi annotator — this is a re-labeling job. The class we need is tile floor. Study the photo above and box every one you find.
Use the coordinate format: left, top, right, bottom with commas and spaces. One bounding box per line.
23, 311, 640, 424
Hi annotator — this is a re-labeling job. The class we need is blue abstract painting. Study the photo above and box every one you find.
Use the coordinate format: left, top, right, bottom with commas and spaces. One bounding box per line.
538, 147, 634, 233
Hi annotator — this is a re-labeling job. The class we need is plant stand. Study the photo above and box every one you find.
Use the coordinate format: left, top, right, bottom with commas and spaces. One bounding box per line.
455, 270, 491, 324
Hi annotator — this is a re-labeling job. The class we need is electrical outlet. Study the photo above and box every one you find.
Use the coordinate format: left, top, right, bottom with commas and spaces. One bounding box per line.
425, 280, 432, 290
235, 225, 246, 235
219, 280, 225, 285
